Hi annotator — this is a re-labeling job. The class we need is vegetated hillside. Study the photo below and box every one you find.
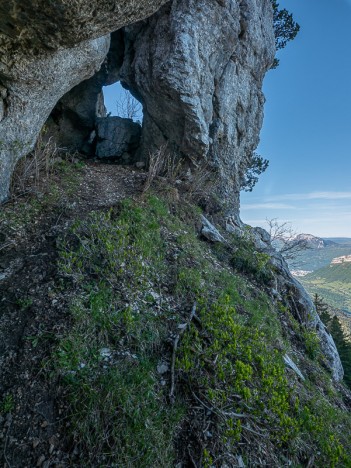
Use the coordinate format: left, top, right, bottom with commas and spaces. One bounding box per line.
325, 238, 351, 246
301, 262, 351, 313
290, 244, 351, 272
1, 158, 351, 467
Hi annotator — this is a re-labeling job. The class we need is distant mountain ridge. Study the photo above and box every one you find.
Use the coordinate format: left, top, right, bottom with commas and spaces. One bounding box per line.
293, 233, 337, 249
323, 238, 351, 246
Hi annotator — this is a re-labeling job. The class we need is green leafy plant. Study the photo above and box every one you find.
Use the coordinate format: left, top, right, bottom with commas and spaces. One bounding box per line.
1, 395, 14, 414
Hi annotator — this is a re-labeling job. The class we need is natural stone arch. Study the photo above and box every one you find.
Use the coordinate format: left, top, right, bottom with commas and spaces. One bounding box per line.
0, 0, 169, 202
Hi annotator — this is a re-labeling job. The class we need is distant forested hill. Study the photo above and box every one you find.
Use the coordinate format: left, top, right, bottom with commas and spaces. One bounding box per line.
300, 262, 351, 313
291, 244, 351, 272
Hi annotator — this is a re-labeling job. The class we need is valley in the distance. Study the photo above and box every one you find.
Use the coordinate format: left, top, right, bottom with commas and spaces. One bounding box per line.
289, 235, 351, 385
290, 236, 351, 314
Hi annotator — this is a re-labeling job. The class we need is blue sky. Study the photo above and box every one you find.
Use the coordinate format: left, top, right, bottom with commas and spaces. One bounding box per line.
104, 0, 351, 237
241, 0, 351, 237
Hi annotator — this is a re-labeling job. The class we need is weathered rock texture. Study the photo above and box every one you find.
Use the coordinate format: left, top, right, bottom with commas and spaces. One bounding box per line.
0, 0, 168, 202
120, 0, 275, 213
46, 31, 125, 154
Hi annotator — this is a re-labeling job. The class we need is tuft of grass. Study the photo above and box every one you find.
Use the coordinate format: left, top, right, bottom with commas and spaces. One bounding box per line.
1, 395, 14, 414
230, 232, 274, 284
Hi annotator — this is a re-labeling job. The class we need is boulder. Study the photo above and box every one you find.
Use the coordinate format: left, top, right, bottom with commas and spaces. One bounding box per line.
201, 216, 225, 243
96, 117, 141, 162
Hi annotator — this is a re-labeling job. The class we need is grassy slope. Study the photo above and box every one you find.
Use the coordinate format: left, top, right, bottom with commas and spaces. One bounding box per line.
54, 193, 351, 467
1, 162, 351, 466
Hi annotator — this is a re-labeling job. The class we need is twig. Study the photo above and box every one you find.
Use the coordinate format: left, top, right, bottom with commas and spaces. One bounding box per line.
290, 294, 304, 324
192, 391, 248, 420
242, 424, 268, 438
188, 446, 198, 468
169, 302, 197, 404
3, 418, 13, 468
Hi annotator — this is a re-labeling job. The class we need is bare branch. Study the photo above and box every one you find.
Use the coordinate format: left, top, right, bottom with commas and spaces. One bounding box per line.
116, 89, 142, 121
266, 218, 310, 264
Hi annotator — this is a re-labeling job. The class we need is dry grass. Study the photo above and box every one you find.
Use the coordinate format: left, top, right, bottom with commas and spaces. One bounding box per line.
10, 134, 60, 196
143, 145, 218, 205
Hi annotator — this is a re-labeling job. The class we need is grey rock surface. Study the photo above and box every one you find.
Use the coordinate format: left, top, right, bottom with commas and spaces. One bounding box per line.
0, 0, 168, 202
283, 354, 305, 381
120, 0, 275, 214
252, 227, 344, 382
201, 215, 225, 243
0, 0, 168, 50
0, 36, 110, 203
46, 31, 125, 154
96, 117, 142, 161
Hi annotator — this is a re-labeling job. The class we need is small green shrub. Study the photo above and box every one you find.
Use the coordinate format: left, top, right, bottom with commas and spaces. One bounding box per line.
230, 234, 273, 283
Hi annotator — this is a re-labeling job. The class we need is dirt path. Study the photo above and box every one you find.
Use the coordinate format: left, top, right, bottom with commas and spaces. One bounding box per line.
0, 163, 146, 467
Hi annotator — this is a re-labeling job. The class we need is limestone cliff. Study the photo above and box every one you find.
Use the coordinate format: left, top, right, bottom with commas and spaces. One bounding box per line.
0, 0, 274, 214
0, 2, 350, 463
120, 0, 275, 214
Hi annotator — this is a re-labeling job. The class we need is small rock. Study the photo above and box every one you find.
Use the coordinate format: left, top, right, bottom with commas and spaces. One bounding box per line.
157, 362, 169, 374
135, 161, 146, 169
100, 348, 112, 359
36, 454, 46, 466
283, 354, 305, 381
201, 216, 225, 243
33, 438, 40, 448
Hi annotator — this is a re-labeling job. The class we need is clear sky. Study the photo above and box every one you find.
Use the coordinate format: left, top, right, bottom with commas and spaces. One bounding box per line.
104, 0, 351, 237
241, 0, 351, 237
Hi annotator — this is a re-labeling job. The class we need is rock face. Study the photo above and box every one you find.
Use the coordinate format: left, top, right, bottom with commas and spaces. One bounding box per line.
0, 36, 110, 202
46, 31, 125, 154
0, 0, 168, 202
120, 0, 275, 214
0, 0, 274, 209
96, 117, 142, 162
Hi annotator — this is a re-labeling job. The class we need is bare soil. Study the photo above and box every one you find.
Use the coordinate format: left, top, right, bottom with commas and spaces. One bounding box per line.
0, 163, 146, 467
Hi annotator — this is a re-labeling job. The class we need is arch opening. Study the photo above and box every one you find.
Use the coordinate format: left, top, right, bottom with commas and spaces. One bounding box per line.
103, 82, 143, 124
95, 82, 143, 164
